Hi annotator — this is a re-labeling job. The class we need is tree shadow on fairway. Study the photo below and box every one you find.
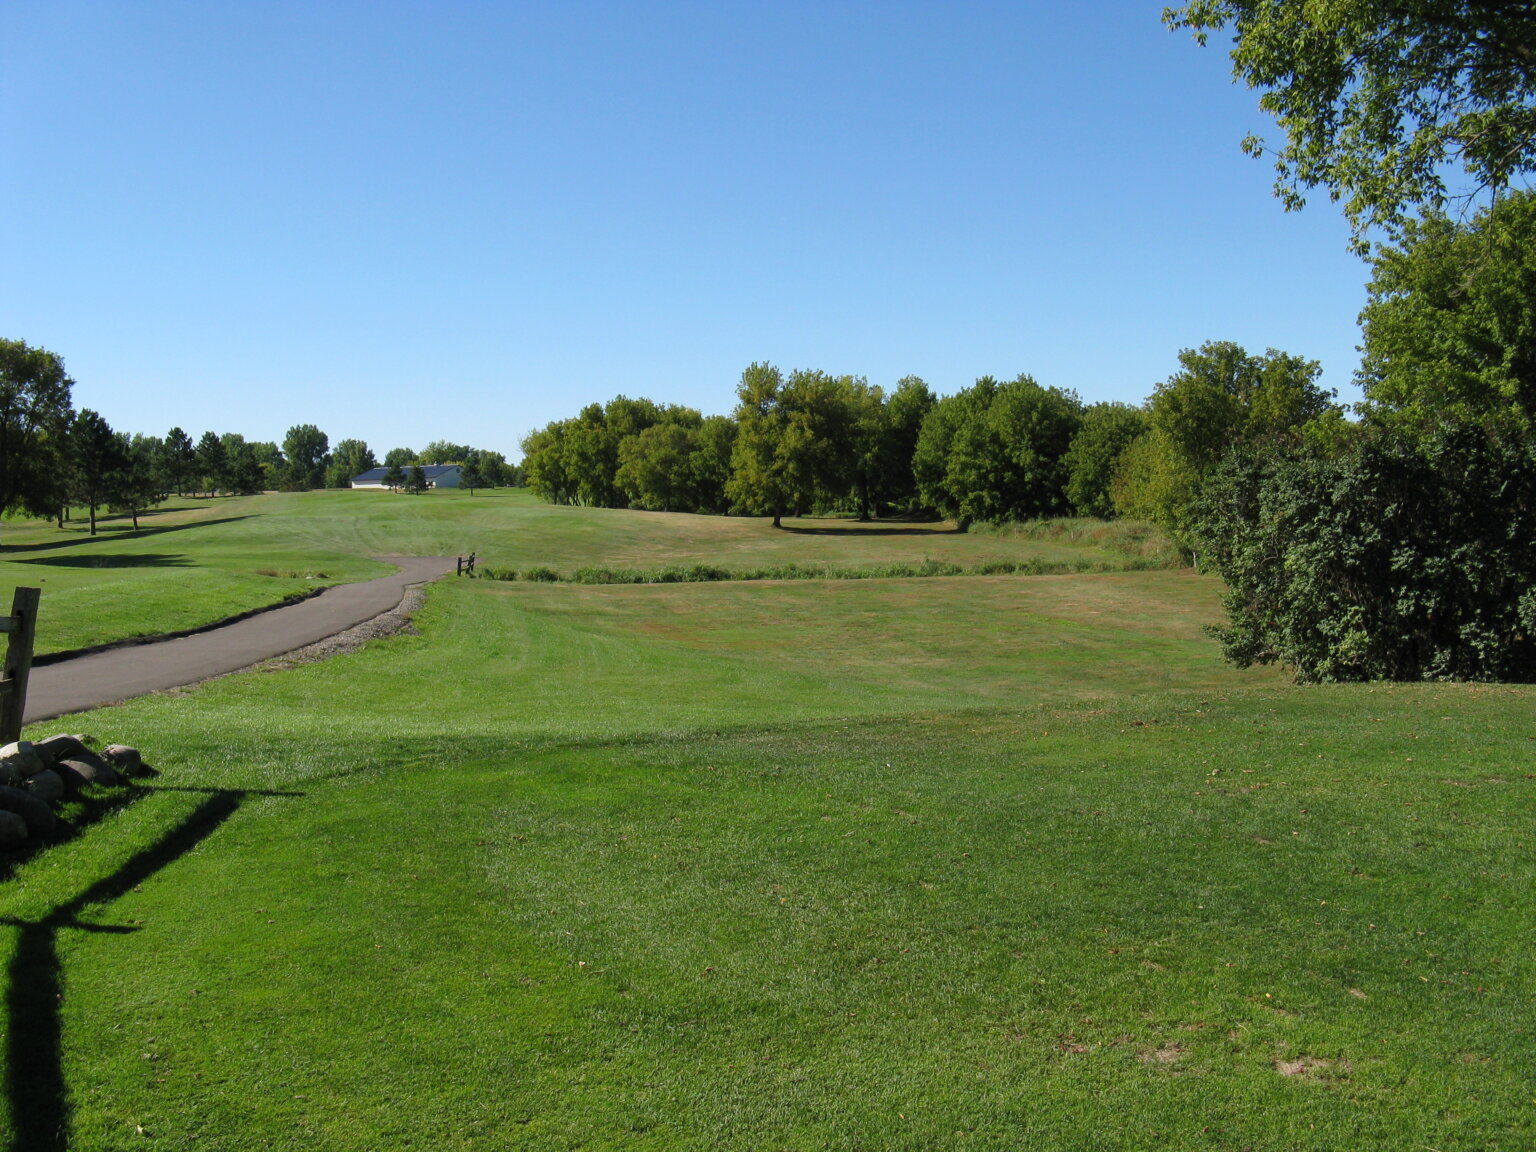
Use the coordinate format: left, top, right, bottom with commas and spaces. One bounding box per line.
12, 555, 193, 569
0, 783, 302, 1152
779, 523, 958, 537
0, 517, 252, 556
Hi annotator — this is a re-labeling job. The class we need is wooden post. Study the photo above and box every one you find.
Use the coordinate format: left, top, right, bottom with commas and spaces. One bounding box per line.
0, 587, 40, 744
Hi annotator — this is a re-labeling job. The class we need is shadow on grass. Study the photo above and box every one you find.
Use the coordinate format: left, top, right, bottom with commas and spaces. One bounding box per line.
12, 555, 193, 570
0, 783, 302, 1152
0, 517, 252, 556
780, 524, 958, 537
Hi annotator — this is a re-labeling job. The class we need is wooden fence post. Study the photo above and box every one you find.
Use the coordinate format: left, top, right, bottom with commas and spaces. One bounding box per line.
0, 587, 41, 744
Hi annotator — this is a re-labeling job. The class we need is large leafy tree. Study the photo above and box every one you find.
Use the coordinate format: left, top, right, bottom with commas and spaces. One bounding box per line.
727, 363, 797, 527
616, 422, 697, 512
727, 365, 857, 527
282, 424, 330, 490
687, 415, 737, 513
219, 433, 267, 495
914, 375, 1082, 529
521, 422, 575, 504
1165, 0, 1536, 250
0, 339, 75, 529
1064, 402, 1147, 519
419, 440, 471, 465
327, 439, 378, 488
1125, 341, 1335, 533
1357, 188, 1536, 433
879, 375, 936, 517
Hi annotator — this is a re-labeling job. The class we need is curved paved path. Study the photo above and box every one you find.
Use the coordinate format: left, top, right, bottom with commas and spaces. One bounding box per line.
23, 555, 457, 724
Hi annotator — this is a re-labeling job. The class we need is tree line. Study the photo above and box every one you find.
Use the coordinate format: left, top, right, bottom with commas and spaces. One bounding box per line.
520, 346, 1338, 532
0, 348, 518, 537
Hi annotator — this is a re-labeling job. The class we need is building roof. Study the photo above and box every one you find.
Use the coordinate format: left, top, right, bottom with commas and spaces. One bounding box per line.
352, 464, 462, 482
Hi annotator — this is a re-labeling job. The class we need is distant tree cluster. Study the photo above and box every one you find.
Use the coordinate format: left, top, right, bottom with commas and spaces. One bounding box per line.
0, 340, 516, 536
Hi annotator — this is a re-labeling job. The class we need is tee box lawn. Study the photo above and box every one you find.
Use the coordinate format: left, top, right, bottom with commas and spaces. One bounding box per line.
1, 490, 1531, 1150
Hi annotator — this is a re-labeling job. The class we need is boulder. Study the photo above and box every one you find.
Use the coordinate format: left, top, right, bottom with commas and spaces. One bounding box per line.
0, 810, 27, 849
0, 786, 55, 836
25, 770, 64, 804
56, 758, 119, 790
102, 744, 144, 775
33, 734, 87, 767
0, 741, 44, 777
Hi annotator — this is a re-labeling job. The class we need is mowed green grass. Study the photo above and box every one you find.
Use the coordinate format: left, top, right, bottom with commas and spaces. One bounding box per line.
3, 567, 1533, 1150
0, 489, 1162, 654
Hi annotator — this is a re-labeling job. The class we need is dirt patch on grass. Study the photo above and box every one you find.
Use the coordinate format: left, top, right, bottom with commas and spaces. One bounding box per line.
1275, 1056, 1351, 1080
1140, 1043, 1184, 1065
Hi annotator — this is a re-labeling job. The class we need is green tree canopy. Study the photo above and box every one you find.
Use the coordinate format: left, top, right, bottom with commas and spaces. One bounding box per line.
914, 375, 1082, 529
1165, 0, 1536, 250
219, 433, 267, 495
1357, 189, 1536, 434
70, 408, 128, 536
1064, 402, 1147, 519
108, 433, 169, 529
616, 422, 696, 512
196, 430, 227, 496
420, 440, 472, 465
161, 427, 197, 497
383, 446, 415, 469
0, 339, 75, 526
727, 365, 858, 527
282, 424, 330, 490
327, 439, 378, 488
1129, 341, 1336, 533
458, 458, 485, 493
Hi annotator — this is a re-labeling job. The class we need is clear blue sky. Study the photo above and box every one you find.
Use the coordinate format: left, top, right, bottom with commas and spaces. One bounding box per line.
1, 1, 1368, 462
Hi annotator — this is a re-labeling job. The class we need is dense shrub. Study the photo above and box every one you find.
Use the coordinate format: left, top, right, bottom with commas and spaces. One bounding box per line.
1196, 427, 1536, 682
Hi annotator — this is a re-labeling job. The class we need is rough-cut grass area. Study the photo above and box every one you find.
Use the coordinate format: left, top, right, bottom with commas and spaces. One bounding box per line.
0, 490, 1176, 653
2, 570, 1532, 1150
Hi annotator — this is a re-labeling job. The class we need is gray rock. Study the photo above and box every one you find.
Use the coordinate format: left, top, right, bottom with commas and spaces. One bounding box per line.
33, 734, 87, 767
0, 741, 44, 777
0, 810, 28, 849
0, 786, 55, 836
25, 770, 64, 804
56, 758, 119, 790
102, 744, 144, 774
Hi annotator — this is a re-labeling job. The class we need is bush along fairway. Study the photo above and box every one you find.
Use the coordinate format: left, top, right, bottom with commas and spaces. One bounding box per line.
0, 552, 1532, 1149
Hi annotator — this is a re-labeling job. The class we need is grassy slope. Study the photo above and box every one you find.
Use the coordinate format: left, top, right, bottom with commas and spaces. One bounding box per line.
1, 559, 1531, 1150
0, 490, 1163, 654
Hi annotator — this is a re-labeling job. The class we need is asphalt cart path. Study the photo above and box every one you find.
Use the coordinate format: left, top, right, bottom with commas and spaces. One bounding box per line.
23, 555, 457, 725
